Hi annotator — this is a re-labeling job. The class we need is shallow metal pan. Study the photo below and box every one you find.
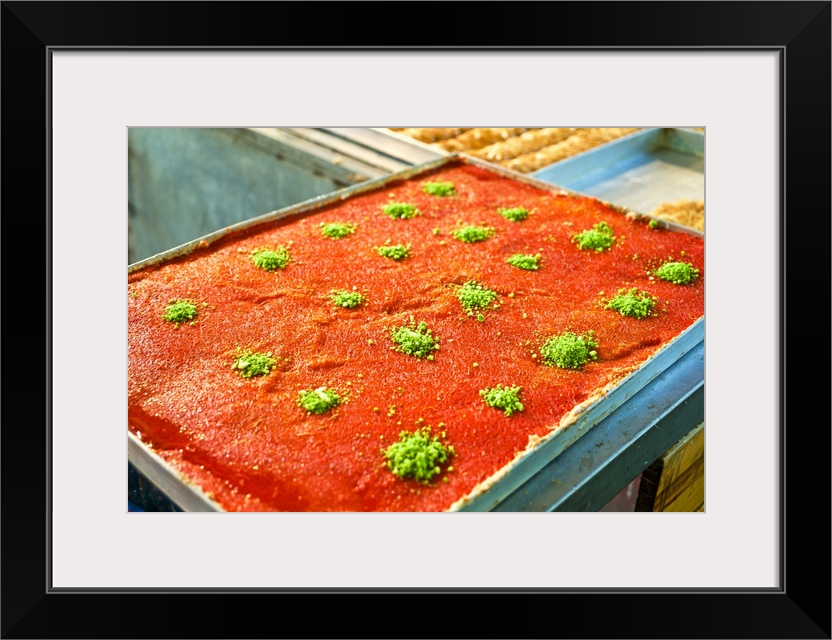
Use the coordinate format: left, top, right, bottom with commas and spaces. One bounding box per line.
128, 154, 703, 512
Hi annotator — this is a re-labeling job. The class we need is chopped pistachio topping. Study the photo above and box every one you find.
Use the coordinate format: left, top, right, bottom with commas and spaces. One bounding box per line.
480, 384, 524, 416
383, 426, 455, 484
330, 289, 366, 309
506, 253, 541, 270
297, 386, 342, 414
452, 225, 495, 243
540, 331, 599, 370
498, 206, 530, 222
653, 261, 700, 285
606, 288, 657, 319
573, 221, 615, 252
320, 222, 357, 239
648, 219, 660, 229
390, 320, 439, 359
252, 246, 291, 271
455, 280, 498, 315
232, 349, 276, 378
374, 244, 411, 260
421, 181, 455, 197
382, 202, 420, 219
162, 299, 198, 325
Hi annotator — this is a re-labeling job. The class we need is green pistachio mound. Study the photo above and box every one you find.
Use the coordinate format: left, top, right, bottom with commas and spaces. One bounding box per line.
382, 202, 420, 219
498, 206, 530, 222
232, 349, 277, 378
162, 299, 198, 325
298, 386, 342, 414
383, 426, 455, 484
330, 289, 366, 309
421, 181, 456, 197
455, 280, 498, 316
374, 244, 411, 260
506, 253, 541, 271
606, 288, 657, 319
540, 331, 599, 370
573, 221, 615, 252
452, 225, 495, 243
653, 261, 700, 285
390, 319, 440, 360
320, 222, 357, 239
480, 384, 524, 416
252, 246, 291, 271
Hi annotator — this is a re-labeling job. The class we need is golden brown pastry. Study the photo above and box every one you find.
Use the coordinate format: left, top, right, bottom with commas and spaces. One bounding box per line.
396, 128, 473, 143
649, 199, 705, 232
502, 128, 641, 173
436, 128, 531, 152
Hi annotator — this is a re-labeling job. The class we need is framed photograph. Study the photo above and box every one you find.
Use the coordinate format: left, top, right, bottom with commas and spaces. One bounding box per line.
4, 2, 828, 638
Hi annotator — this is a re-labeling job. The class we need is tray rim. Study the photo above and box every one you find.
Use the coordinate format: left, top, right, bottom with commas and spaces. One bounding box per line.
529, 127, 705, 224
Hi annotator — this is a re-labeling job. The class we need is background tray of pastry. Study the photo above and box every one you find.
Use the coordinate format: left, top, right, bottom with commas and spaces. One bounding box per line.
128, 154, 704, 512
379, 127, 643, 174
530, 127, 705, 232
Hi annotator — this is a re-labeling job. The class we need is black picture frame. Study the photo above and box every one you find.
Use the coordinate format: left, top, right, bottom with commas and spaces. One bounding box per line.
3, 2, 829, 638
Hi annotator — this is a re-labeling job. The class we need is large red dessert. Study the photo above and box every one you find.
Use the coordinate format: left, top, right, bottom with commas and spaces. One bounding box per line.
128, 159, 704, 512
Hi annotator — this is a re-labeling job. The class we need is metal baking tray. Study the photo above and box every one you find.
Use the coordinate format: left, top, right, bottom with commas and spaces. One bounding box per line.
530, 127, 705, 216
128, 154, 704, 512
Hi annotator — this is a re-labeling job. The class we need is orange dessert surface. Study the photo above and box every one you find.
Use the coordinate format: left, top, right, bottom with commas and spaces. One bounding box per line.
128, 159, 704, 512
